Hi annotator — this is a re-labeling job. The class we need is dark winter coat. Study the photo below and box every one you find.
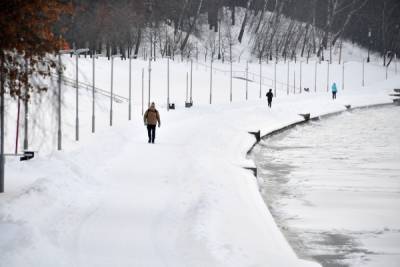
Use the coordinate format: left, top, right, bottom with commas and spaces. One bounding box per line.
266, 91, 273, 101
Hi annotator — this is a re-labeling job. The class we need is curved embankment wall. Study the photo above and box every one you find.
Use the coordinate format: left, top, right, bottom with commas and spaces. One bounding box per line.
246, 102, 394, 156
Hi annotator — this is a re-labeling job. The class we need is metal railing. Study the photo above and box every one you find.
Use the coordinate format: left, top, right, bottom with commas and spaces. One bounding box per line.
196, 61, 299, 91
52, 73, 129, 103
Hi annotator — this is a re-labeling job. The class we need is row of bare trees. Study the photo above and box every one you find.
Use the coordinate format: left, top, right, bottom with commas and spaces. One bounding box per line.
247, 0, 399, 65
63, 0, 399, 66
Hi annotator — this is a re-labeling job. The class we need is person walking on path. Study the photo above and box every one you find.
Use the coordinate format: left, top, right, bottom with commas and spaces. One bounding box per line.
331, 82, 338, 99
266, 89, 274, 108
144, 102, 161, 143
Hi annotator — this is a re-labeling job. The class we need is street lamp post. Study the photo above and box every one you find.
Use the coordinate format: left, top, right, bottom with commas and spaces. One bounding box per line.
259, 61, 262, 99
23, 59, 29, 150
314, 60, 317, 92
74, 48, 89, 141
287, 61, 290, 95
274, 60, 277, 96
300, 61, 302, 93
148, 57, 152, 108
186, 72, 189, 103
167, 57, 170, 111
57, 49, 75, 150
110, 54, 121, 126
342, 62, 345, 90
245, 61, 249, 100
92, 53, 102, 132
142, 68, 144, 115
362, 58, 365, 87
0, 53, 4, 193
128, 55, 132, 120
58, 53, 63, 150
210, 55, 213, 104
218, 19, 222, 60
327, 61, 330, 92
230, 57, 233, 102
190, 59, 193, 104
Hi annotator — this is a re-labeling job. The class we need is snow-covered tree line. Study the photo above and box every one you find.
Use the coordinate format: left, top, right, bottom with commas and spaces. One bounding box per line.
63, 0, 399, 65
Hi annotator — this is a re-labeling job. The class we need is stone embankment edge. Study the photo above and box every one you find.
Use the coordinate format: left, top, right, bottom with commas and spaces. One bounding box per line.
246, 102, 394, 156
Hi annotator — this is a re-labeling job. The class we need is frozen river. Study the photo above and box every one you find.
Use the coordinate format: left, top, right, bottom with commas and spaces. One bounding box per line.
251, 105, 400, 267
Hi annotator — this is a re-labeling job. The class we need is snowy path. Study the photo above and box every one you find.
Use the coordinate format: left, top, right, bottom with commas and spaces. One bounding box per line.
35, 103, 317, 267
76, 116, 221, 266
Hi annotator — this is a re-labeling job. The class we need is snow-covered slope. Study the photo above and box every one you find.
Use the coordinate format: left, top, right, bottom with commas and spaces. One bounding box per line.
1, 52, 399, 266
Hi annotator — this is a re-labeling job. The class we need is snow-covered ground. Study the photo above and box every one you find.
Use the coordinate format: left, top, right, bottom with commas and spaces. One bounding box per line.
0, 52, 399, 266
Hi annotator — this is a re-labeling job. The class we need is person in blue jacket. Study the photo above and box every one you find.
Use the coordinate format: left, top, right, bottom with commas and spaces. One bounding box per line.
331, 82, 338, 99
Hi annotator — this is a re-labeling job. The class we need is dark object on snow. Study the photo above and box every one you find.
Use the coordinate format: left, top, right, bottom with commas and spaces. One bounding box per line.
345, 105, 351, 110
392, 89, 400, 105
169, 103, 175, 109
185, 102, 193, 108
304, 88, 310, 92
233, 76, 254, 82
20, 151, 34, 161
248, 130, 261, 142
299, 113, 310, 121
243, 167, 257, 177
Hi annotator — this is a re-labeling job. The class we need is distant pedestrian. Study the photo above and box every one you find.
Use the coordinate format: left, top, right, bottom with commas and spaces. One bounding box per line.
144, 102, 161, 143
266, 89, 274, 108
331, 82, 338, 99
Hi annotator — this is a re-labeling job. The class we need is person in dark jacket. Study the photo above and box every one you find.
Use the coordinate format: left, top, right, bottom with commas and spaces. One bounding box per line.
144, 102, 161, 143
266, 89, 274, 108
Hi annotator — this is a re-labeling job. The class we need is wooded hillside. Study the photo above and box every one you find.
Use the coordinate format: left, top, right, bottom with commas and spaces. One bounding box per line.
63, 0, 399, 64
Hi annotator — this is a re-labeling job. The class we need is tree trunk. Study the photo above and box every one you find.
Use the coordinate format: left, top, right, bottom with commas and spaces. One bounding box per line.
331, 0, 369, 47
266, 0, 285, 60
291, 24, 304, 59
301, 23, 310, 57
312, 0, 317, 53
238, 0, 253, 43
106, 42, 110, 59
231, 0, 235, 25
175, 0, 189, 42
255, 0, 269, 33
0, 50, 5, 192
180, 0, 204, 52
338, 38, 343, 64
282, 19, 295, 59
382, 1, 386, 66
134, 28, 142, 59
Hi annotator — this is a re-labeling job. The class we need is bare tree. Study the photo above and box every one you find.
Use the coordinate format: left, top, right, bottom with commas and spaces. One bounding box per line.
180, 0, 204, 52
238, 0, 254, 43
